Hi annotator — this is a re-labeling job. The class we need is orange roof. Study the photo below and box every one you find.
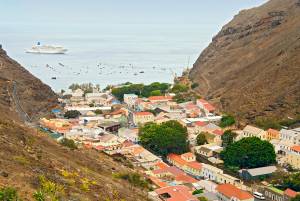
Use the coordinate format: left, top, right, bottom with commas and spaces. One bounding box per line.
284, 188, 298, 198
155, 162, 170, 170
134, 111, 153, 116
168, 153, 202, 171
132, 146, 145, 155
186, 161, 202, 170
148, 96, 172, 101
181, 152, 195, 158
213, 129, 224, 136
148, 176, 168, 188
155, 185, 198, 201
216, 184, 253, 200
195, 121, 207, 127
168, 153, 187, 166
175, 174, 198, 184
198, 99, 216, 112
291, 146, 300, 152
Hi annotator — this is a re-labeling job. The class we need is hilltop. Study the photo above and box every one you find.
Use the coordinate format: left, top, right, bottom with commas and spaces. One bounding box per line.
190, 0, 300, 123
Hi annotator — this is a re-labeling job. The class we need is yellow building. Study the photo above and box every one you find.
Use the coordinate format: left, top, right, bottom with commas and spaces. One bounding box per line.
133, 111, 154, 125
286, 146, 300, 169
266, 128, 280, 141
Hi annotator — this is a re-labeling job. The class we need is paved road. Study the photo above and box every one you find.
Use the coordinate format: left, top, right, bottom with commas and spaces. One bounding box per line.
12, 81, 32, 122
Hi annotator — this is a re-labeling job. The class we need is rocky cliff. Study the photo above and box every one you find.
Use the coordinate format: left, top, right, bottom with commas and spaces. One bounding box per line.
190, 0, 300, 123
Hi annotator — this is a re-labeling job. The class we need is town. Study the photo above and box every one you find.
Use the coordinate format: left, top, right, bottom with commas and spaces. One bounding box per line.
39, 80, 300, 201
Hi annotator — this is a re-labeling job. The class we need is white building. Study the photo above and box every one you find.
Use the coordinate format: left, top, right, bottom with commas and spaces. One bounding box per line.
242, 125, 267, 140
118, 128, 139, 143
124, 94, 138, 108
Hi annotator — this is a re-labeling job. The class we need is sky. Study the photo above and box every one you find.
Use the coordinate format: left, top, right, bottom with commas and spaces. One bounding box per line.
1, 0, 267, 28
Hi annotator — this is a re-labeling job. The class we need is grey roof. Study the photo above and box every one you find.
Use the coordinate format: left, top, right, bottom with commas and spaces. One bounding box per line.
239, 166, 277, 176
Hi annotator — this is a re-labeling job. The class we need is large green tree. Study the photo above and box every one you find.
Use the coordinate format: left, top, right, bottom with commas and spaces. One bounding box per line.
220, 137, 276, 169
219, 115, 236, 128
282, 172, 300, 192
139, 120, 189, 157
196, 132, 207, 145
221, 130, 236, 148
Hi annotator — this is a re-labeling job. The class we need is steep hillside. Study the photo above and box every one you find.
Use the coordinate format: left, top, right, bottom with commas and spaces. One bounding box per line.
0, 48, 58, 121
0, 49, 148, 200
190, 0, 300, 123
0, 117, 148, 201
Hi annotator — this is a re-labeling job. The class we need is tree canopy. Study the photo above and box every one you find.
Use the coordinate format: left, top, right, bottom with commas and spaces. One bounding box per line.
282, 172, 300, 192
219, 115, 236, 128
221, 130, 236, 148
220, 137, 276, 169
196, 132, 207, 146
111, 82, 170, 101
64, 110, 81, 119
139, 120, 189, 157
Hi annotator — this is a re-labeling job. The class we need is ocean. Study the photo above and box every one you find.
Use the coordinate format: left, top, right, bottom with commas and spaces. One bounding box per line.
0, 23, 211, 92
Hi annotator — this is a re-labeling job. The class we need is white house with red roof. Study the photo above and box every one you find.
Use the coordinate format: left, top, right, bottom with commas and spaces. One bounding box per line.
148, 95, 173, 103
216, 183, 254, 201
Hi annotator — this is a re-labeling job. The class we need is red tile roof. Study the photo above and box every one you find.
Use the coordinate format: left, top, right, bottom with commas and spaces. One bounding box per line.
148, 96, 172, 101
198, 99, 216, 112
175, 174, 198, 184
168, 153, 202, 170
213, 129, 224, 136
291, 146, 300, 152
134, 111, 153, 116
152, 166, 184, 176
149, 176, 168, 188
168, 153, 187, 166
195, 121, 207, 127
284, 188, 298, 198
216, 184, 253, 200
187, 161, 202, 170
155, 162, 170, 170
155, 185, 198, 201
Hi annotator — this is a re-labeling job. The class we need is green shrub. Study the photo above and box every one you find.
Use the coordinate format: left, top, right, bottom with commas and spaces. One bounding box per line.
0, 187, 21, 201
113, 172, 150, 189
219, 115, 235, 128
60, 138, 77, 150
192, 189, 203, 195
33, 176, 64, 201
64, 110, 81, 119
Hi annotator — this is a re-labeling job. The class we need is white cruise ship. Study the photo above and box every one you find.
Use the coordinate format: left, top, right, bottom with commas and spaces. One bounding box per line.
26, 42, 67, 54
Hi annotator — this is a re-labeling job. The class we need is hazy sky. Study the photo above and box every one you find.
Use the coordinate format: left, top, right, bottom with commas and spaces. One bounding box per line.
1, 0, 267, 27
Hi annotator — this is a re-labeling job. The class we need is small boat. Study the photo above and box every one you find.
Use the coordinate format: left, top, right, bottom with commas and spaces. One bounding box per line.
139, 71, 144, 73
134, 73, 138, 76
58, 63, 64, 67
51, 77, 57, 80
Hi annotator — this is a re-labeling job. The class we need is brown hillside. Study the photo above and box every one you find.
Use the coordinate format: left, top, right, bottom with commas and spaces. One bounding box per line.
0, 49, 148, 200
0, 48, 58, 121
190, 0, 300, 123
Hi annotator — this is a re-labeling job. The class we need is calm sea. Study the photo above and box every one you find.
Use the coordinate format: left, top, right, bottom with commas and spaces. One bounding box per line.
0, 23, 211, 92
